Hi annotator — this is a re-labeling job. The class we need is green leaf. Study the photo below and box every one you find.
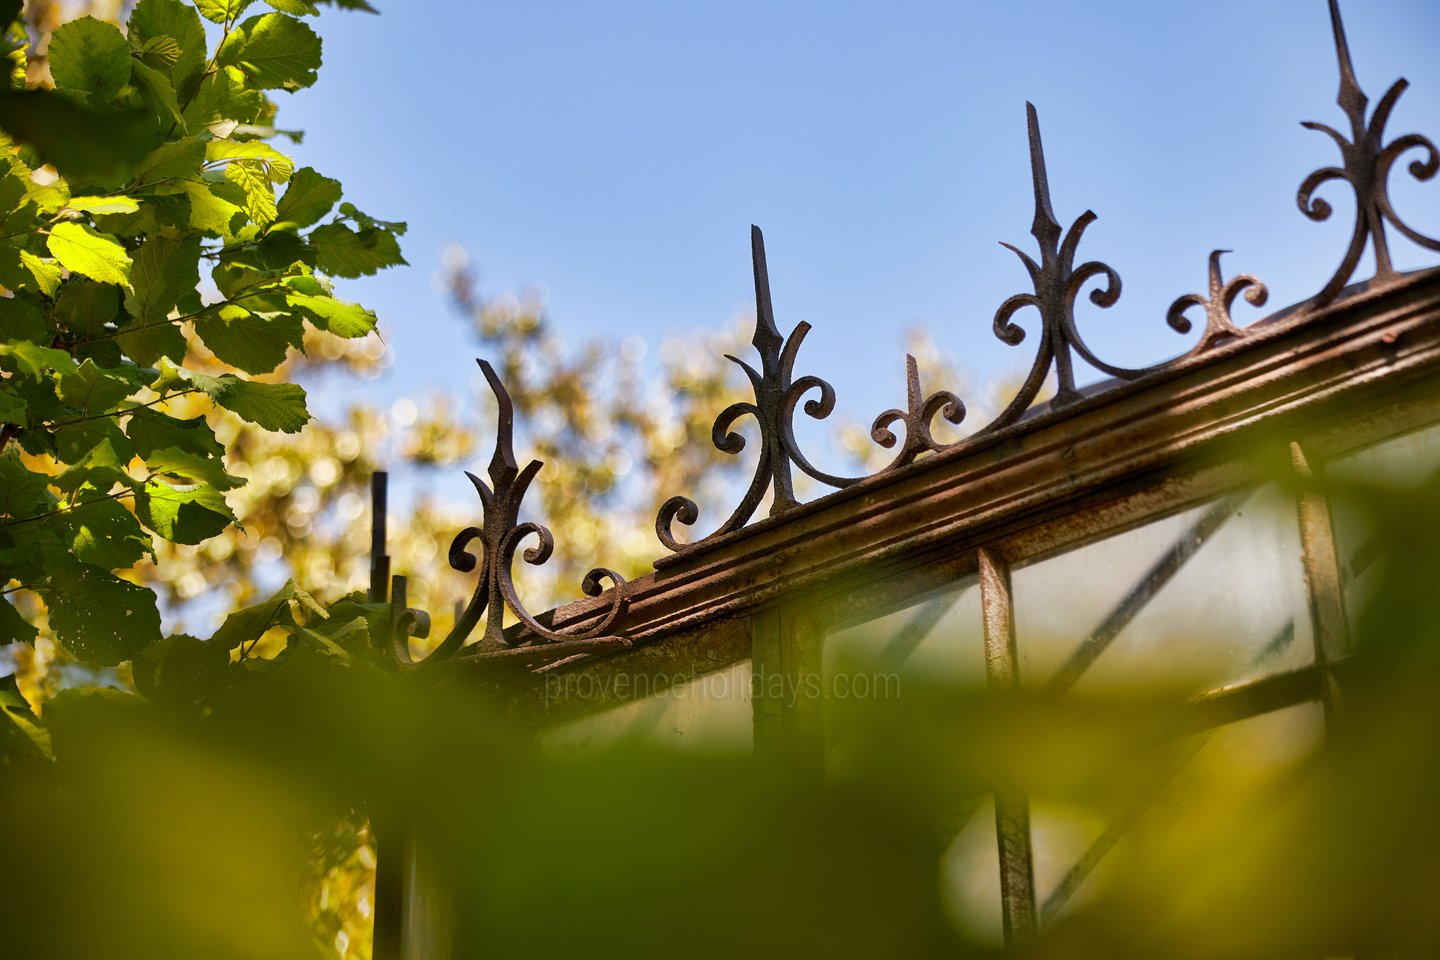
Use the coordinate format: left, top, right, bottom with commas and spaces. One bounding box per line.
0, 673, 51, 763
127, 0, 208, 91
47, 17, 131, 105
206, 138, 295, 183
125, 409, 224, 461
219, 230, 313, 271
54, 418, 132, 465
0, 388, 25, 425
0, 522, 69, 582
55, 494, 152, 568
310, 222, 405, 277
274, 166, 339, 227
66, 196, 140, 216
54, 280, 120, 340
223, 158, 277, 225
23, 176, 70, 215
265, 0, 319, 14
216, 379, 309, 431
174, 179, 246, 237
47, 222, 131, 285
0, 340, 76, 380
0, 292, 46, 341
286, 291, 376, 338
117, 319, 186, 366
181, 369, 310, 432
337, 201, 405, 235
211, 578, 320, 651
135, 476, 234, 543
181, 65, 268, 132
196, 0, 255, 24
57, 359, 136, 415
132, 632, 228, 706
0, 452, 50, 519
128, 59, 185, 131
146, 446, 244, 491
0, 91, 153, 182
19, 250, 61, 295
194, 304, 303, 374
216, 13, 322, 91
131, 136, 205, 185
124, 234, 200, 326
0, 601, 37, 647
40, 560, 161, 664
54, 437, 132, 493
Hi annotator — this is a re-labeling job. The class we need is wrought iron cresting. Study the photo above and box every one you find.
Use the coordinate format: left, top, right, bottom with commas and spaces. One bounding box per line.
373, 0, 1437, 660
371, 361, 631, 669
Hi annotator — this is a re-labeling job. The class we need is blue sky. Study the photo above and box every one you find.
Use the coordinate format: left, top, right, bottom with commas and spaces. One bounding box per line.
278, 0, 1440, 455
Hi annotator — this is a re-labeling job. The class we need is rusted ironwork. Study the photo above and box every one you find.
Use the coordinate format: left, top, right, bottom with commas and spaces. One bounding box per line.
871, 354, 966, 468
369, 471, 390, 604
376, 360, 631, 669
387, 0, 1440, 639
1167, 251, 1269, 354
638, 1, 1440, 562
987, 102, 1136, 429
1298, 0, 1440, 306
656, 225, 859, 552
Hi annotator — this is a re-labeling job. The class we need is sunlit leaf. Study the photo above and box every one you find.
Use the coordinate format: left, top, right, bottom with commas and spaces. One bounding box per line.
40, 560, 160, 664
47, 222, 131, 285
46, 17, 131, 105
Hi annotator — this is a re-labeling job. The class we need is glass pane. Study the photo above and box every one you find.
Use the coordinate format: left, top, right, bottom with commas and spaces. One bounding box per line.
823, 576, 984, 773
540, 658, 753, 753
1035, 702, 1326, 926
822, 576, 996, 945
1325, 420, 1440, 639
824, 576, 985, 688
939, 795, 1003, 948
1013, 483, 1314, 697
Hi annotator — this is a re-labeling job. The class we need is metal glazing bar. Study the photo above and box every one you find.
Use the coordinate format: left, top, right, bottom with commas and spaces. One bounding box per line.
1047, 492, 1247, 696
1040, 735, 1210, 927
978, 546, 1038, 946
751, 601, 825, 778
1041, 659, 1329, 925
828, 589, 966, 748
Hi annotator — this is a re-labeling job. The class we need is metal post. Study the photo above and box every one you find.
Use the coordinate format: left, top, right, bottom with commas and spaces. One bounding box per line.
370, 471, 390, 605
369, 470, 404, 960
1290, 442, 1349, 731
978, 546, 1039, 946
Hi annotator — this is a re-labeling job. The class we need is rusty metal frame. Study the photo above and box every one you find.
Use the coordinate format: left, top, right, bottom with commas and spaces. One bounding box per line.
372, 2, 1440, 955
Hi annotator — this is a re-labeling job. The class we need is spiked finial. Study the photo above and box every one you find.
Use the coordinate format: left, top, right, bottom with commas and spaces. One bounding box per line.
750, 225, 783, 365
1298, 0, 1440, 303
1025, 102, 1062, 254
1327, 0, 1367, 118
477, 358, 521, 491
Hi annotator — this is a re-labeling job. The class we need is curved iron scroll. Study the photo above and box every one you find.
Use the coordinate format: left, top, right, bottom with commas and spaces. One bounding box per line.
870, 355, 966, 469
1167, 250, 1269, 355
398, 360, 629, 666
1298, 0, 1440, 306
656, 225, 861, 552
986, 102, 1142, 430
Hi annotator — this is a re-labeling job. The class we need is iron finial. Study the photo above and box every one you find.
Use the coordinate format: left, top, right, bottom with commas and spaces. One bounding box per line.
988, 103, 1138, 429
1298, 0, 1440, 304
655, 226, 861, 557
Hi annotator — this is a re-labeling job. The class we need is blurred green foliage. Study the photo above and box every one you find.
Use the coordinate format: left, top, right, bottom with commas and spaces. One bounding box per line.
1, 461, 1436, 958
